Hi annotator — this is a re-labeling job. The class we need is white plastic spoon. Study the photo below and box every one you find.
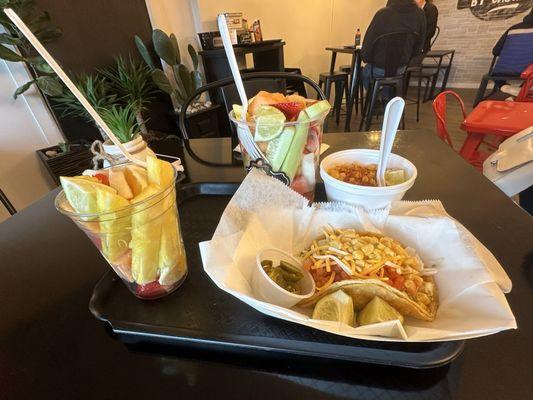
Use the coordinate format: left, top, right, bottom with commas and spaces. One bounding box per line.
4, 8, 147, 168
377, 97, 405, 187
217, 13, 266, 162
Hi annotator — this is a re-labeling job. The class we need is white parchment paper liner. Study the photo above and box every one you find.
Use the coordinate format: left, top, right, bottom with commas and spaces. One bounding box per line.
199, 169, 516, 342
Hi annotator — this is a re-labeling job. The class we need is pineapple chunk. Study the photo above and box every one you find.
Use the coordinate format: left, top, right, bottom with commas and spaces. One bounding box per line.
130, 184, 163, 284
97, 190, 131, 262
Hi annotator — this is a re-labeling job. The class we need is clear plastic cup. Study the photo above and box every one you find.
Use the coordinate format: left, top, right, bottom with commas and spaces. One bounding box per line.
229, 110, 328, 201
55, 165, 187, 300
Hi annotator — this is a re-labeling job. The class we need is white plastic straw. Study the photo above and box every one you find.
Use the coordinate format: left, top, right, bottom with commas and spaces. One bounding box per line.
4, 8, 146, 168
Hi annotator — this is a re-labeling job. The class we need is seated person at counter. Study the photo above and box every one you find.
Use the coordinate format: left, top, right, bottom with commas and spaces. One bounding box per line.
415, 0, 438, 52
362, 0, 426, 98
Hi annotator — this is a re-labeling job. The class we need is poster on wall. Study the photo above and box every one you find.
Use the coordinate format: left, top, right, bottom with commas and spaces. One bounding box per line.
457, 0, 532, 21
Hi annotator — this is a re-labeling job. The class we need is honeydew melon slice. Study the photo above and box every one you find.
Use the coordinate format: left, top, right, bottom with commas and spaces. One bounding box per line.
266, 126, 295, 172
280, 111, 310, 182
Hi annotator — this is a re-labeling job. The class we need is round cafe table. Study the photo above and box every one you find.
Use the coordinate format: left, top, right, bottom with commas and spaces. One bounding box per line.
1, 131, 532, 399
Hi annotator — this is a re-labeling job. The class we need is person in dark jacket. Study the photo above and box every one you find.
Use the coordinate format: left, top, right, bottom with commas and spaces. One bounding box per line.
415, 0, 438, 52
362, 0, 426, 99
493, 8, 533, 56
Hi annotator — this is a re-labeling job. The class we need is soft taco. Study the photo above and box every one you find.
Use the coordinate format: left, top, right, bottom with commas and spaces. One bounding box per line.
298, 227, 438, 321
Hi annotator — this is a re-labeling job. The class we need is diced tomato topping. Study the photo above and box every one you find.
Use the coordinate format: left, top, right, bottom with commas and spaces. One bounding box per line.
384, 266, 405, 291
94, 173, 109, 186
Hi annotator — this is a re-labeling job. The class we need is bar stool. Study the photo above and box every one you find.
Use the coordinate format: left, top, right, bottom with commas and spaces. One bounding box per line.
359, 74, 405, 131
318, 71, 349, 123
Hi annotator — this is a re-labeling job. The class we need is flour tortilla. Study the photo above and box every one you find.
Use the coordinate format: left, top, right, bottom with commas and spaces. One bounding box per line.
299, 276, 438, 322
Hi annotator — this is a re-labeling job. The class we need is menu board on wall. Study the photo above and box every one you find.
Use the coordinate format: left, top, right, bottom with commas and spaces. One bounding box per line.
457, 0, 532, 20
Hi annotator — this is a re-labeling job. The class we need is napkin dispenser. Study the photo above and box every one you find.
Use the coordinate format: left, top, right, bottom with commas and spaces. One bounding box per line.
483, 126, 533, 197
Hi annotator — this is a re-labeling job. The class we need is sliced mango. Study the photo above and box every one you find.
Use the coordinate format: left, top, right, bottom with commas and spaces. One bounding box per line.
124, 164, 148, 196
108, 168, 134, 200
97, 190, 131, 263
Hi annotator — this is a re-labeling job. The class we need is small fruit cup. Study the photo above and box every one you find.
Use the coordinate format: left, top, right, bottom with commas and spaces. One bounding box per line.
55, 165, 187, 300
229, 108, 328, 202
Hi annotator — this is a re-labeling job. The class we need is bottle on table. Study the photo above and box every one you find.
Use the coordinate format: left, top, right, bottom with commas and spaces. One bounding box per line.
355, 28, 361, 46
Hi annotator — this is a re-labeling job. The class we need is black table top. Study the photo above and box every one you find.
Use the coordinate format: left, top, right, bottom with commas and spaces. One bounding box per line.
1, 131, 532, 399
326, 46, 361, 54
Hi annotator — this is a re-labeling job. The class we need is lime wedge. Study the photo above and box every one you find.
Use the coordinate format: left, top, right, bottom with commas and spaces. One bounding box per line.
384, 169, 407, 186
357, 297, 404, 326
253, 105, 286, 142
312, 290, 354, 326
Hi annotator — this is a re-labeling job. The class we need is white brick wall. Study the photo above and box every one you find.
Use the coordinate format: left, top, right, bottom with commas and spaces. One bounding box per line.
433, 0, 528, 87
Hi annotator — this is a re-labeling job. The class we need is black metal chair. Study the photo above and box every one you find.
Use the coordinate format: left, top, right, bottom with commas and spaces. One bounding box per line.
359, 31, 419, 131
473, 56, 526, 107
178, 72, 326, 167
1, 187, 16, 216
404, 26, 441, 121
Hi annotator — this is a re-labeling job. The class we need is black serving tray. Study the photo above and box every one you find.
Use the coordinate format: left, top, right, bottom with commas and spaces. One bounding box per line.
89, 182, 464, 369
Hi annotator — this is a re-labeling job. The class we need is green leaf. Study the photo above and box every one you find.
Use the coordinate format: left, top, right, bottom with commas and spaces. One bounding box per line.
171, 64, 187, 101
187, 44, 198, 70
169, 33, 181, 64
152, 29, 176, 66
178, 64, 192, 97
134, 35, 155, 69
191, 70, 202, 91
150, 69, 173, 95
36, 28, 62, 44
0, 33, 22, 46
36, 76, 63, 96
0, 44, 25, 62
13, 80, 35, 99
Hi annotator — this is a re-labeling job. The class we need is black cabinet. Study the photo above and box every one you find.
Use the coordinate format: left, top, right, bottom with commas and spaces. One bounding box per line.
199, 39, 286, 83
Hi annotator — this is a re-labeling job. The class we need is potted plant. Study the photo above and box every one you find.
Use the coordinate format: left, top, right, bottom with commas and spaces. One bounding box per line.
135, 29, 210, 115
0, 1, 63, 98
50, 65, 156, 166
99, 55, 156, 137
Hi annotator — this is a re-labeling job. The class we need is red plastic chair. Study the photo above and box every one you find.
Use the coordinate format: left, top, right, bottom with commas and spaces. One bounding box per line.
432, 90, 495, 169
516, 64, 533, 102
432, 90, 467, 150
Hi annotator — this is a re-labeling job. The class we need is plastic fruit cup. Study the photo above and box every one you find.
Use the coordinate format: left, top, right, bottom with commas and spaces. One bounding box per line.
253, 248, 315, 308
55, 165, 188, 300
229, 110, 328, 202
320, 149, 417, 209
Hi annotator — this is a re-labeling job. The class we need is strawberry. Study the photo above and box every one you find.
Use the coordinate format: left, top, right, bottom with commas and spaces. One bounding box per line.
136, 281, 166, 299
272, 102, 305, 121
94, 173, 109, 186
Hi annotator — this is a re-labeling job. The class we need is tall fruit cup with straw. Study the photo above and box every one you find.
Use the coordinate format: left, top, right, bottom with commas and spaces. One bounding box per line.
217, 13, 330, 201
3, 8, 188, 299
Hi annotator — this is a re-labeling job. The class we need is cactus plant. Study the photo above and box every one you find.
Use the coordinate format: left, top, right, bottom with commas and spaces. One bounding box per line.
135, 29, 203, 113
